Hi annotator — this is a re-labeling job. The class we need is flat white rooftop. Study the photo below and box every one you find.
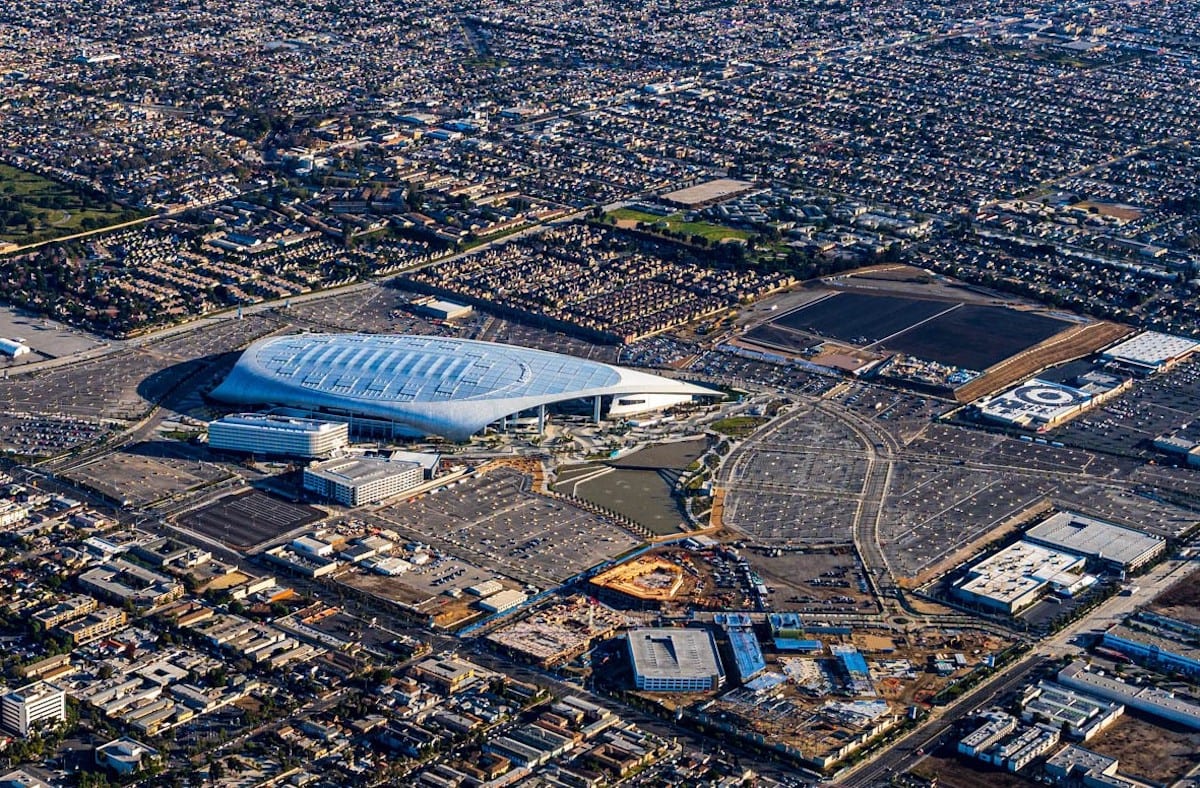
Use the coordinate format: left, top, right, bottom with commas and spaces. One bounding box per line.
212, 413, 346, 435
305, 456, 420, 486
1102, 331, 1200, 368
1026, 511, 1164, 568
958, 540, 1087, 607
976, 378, 1090, 425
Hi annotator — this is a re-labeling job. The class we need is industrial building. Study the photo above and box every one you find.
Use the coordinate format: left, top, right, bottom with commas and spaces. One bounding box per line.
1057, 661, 1200, 729
78, 559, 183, 608
211, 334, 716, 441
412, 296, 473, 321
207, 413, 349, 458
1152, 432, 1200, 467
1102, 612, 1200, 677
478, 589, 528, 614
1019, 681, 1124, 741
627, 628, 725, 692
0, 682, 66, 736
1044, 744, 1153, 788
1100, 331, 1200, 376
0, 338, 31, 358
302, 455, 425, 506
954, 540, 1093, 615
1025, 511, 1165, 573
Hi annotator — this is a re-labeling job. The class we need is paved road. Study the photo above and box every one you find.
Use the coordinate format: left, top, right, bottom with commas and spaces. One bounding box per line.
841, 551, 1196, 785
840, 654, 1045, 787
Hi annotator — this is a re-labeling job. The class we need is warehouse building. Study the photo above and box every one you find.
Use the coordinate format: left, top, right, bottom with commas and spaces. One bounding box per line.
1101, 331, 1200, 376
627, 628, 725, 692
303, 456, 425, 506
954, 540, 1093, 615
1025, 511, 1165, 573
208, 414, 349, 458
1057, 661, 1200, 729
1102, 613, 1200, 677
0, 338, 31, 358
412, 296, 473, 321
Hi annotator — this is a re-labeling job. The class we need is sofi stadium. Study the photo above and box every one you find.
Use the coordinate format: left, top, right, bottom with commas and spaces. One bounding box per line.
211, 333, 717, 441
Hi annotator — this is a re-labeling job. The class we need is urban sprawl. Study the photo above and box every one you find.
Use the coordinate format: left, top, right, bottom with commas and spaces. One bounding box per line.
1, 1, 1200, 787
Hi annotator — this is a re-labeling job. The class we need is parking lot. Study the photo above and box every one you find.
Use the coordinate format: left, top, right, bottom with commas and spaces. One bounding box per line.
0, 305, 107, 362
361, 467, 642, 586
0, 412, 112, 458
722, 406, 868, 545
0, 313, 277, 422
178, 490, 326, 550
881, 462, 1057, 578
65, 440, 234, 507
1054, 356, 1200, 458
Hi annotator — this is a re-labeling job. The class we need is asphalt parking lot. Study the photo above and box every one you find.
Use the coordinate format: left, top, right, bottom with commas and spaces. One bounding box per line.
178, 489, 325, 550
361, 467, 642, 586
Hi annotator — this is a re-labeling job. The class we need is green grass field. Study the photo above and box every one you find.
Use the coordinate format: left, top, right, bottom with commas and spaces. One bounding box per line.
607, 207, 751, 242
710, 415, 769, 438
0, 163, 139, 246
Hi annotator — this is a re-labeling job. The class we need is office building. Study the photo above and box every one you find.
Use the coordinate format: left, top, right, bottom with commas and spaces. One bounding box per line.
1, 682, 66, 736
303, 455, 425, 506
208, 413, 349, 458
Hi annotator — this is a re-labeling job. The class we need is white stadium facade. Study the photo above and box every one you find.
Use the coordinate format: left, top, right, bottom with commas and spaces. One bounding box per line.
211, 333, 717, 441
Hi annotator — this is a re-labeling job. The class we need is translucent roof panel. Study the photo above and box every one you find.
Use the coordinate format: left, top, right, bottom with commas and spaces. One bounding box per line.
211, 333, 715, 440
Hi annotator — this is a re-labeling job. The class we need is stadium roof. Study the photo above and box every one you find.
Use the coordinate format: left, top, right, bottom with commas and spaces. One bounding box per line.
211, 333, 715, 440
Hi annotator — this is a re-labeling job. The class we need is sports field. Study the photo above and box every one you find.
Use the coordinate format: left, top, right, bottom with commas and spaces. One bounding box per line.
883, 304, 1068, 369
773, 292, 953, 343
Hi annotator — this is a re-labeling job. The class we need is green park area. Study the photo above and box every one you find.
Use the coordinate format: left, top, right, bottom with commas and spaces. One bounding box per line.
0, 163, 142, 248
710, 415, 769, 438
606, 207, 752, 243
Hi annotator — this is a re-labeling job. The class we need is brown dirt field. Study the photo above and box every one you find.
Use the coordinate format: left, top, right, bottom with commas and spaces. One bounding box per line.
1072, 201, 1143, 222
910, 752, 1039, 788
1150, 566, 1200, 624
954, 320, 1133, 402
1086, 713, 1200, 783
848, 264, 936, 283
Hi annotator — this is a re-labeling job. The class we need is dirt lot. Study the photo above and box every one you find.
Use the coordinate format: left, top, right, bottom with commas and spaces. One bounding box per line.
743, 548, 877, 612
1150, 566, 1200, 625
1087, 712, 1200, 783
953, 320, 1131, 402
909, 744, 1039, 788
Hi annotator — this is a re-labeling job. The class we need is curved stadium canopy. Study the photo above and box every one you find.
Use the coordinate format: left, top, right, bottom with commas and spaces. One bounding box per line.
211, 333, 715, 440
